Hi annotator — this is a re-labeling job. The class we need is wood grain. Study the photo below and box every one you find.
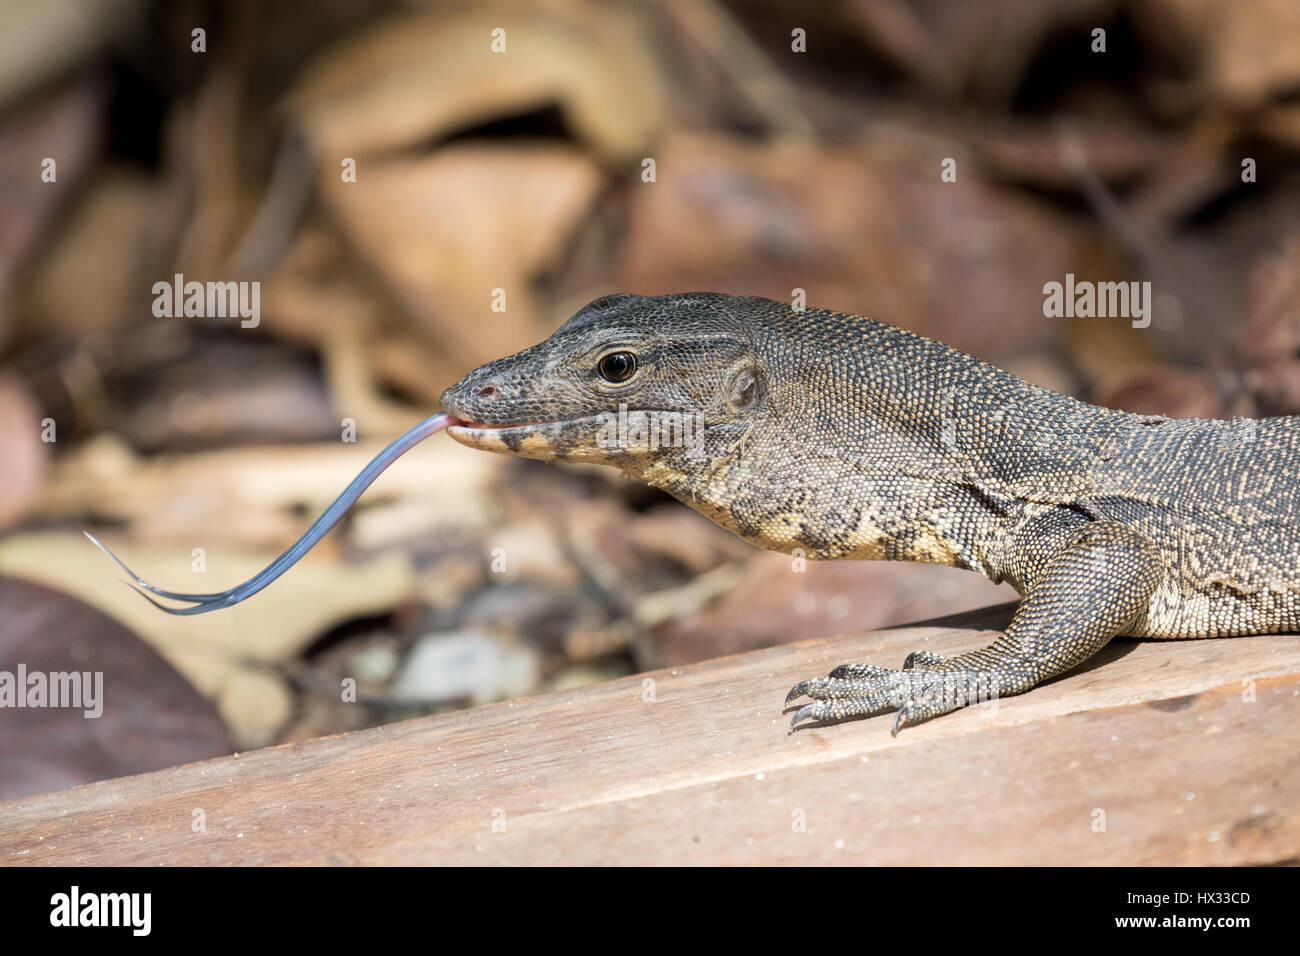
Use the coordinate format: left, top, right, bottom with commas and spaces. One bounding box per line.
3, 604, 1299, 865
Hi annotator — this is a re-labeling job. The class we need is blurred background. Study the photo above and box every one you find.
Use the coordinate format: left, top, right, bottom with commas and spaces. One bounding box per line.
1, 0, 1298, 800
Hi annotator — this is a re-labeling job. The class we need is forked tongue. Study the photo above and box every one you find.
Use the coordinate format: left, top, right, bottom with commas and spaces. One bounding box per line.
85, 412, 458, 615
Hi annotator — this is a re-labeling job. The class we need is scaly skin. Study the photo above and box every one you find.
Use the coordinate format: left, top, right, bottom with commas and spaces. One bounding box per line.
439, 293, 1300, 733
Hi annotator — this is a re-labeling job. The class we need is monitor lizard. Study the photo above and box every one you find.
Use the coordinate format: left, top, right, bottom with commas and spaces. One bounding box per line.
437, 293, 1300, 733
90, 292, 1300, 734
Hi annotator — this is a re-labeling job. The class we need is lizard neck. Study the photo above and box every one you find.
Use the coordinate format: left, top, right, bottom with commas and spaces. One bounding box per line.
629, 307, 1106, 577
635, 445, 1014, 579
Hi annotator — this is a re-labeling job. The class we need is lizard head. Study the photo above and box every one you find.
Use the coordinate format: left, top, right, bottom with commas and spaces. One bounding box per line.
439, 293, 767, 490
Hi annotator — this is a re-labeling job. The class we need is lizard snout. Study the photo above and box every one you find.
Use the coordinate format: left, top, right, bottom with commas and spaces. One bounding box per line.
439, 365, 538, 426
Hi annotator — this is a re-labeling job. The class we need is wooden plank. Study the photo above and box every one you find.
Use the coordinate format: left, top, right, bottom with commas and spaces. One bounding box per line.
3, 604, 1299, 865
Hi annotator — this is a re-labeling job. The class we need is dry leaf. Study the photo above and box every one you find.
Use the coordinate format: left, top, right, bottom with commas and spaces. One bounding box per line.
0, 575, 231, 801
321, 144, 603, 367
36, 432, 498, 550
285, 4, 664, 166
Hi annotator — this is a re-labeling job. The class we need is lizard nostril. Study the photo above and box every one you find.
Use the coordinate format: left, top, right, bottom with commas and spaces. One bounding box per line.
477, 385, 497, 399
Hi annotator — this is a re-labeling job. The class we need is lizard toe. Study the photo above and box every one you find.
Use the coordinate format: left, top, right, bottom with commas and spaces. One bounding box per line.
829, 663, 894, 679
795, 675, 900, 701
903, 650, 945, 670
789, 694, 899, 731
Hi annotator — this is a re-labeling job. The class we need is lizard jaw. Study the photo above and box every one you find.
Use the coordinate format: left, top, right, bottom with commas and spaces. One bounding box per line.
446, 416, 605, 460
447, 410, 696, 464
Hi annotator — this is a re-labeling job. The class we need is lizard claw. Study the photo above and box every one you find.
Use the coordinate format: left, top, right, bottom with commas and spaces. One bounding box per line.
788, 702, 825, 731
891, 703, 916, 737
785, 680, 811, 704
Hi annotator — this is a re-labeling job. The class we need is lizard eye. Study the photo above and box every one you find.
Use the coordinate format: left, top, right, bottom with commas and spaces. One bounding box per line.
597, 351, 637, 383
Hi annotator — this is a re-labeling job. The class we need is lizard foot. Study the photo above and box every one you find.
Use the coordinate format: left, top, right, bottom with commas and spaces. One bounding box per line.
786, 651, 1027, 735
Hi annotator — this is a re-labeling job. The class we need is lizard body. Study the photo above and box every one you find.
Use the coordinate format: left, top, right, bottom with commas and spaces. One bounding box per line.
440, 293, 1300, 731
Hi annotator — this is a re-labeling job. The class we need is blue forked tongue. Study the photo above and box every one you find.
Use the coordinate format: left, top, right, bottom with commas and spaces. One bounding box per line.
85, 412, 458, 615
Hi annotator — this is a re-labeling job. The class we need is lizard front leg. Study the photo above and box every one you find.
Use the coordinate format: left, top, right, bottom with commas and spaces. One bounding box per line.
786, 521, 1164, 733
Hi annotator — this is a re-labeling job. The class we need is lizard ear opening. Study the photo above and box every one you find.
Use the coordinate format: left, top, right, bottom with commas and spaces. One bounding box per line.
726, 366, 762, 413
